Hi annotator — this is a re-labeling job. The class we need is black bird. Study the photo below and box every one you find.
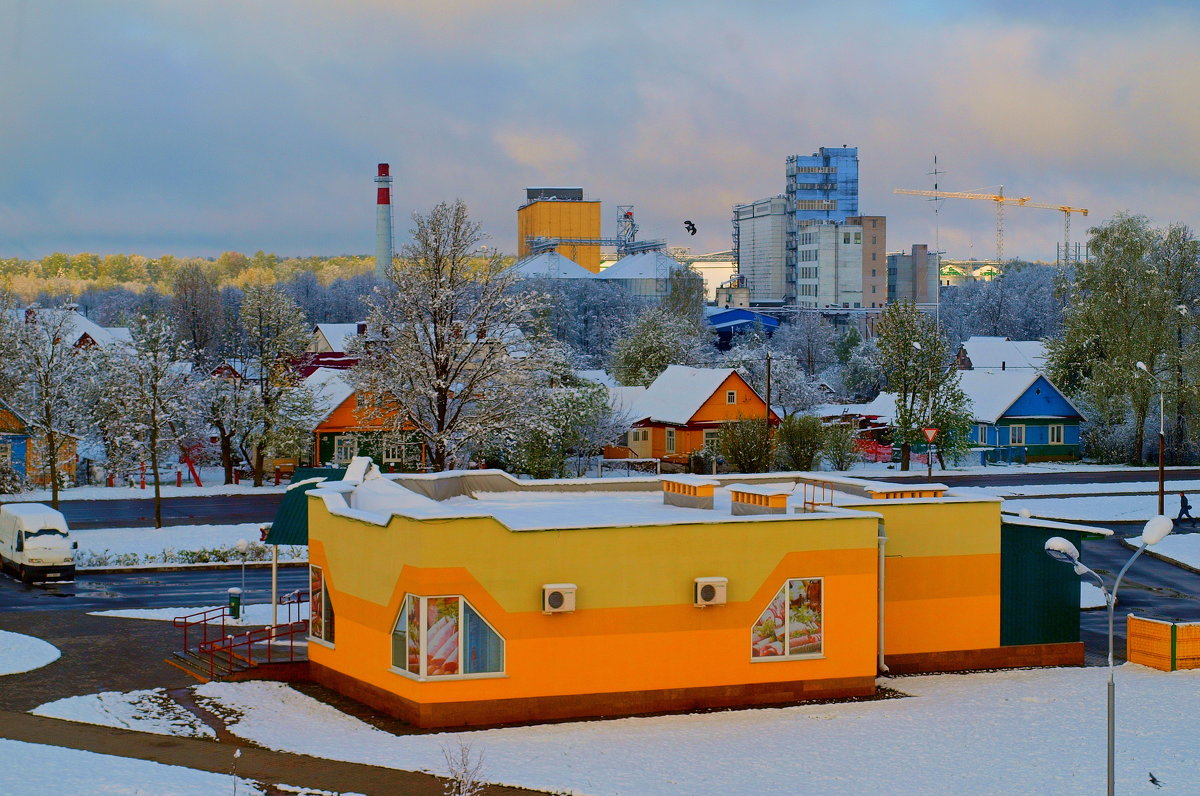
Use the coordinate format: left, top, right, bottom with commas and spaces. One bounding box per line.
1149, 771, 1163, 788
684, 220, 697, 236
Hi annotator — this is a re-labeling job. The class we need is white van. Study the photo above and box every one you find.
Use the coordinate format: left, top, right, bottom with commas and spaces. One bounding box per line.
0, 503, 77, 583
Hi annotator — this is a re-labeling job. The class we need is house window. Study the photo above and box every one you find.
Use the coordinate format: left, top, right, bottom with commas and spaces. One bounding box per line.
1049, 425, 1064, 444
871, 252, 877, 261
843, 233, 851, 245
726, 390, 737, 404
853, 233, 861, 244
871, 269, 876, 277
1008, 425, 1025, 445
391, 594, 505, 679
309, 566, 335, 645
751, 578, 823, 660
871, 236, 877, 245
704, 429, 721, 450
333, 435, 357, 464
0, 443, 10, 464
977, 424, 988, 444
871, 285, 876, 294
665, 428, 676, 453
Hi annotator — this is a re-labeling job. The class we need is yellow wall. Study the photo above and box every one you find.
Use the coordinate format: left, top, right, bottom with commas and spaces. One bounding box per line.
308, 498, 880, 706
517, 200, 602, 272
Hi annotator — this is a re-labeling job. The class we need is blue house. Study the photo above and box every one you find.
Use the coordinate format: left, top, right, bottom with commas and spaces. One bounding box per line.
0, 399, 31, 481
962, 370, 1085, 461
705, 308, 780, 349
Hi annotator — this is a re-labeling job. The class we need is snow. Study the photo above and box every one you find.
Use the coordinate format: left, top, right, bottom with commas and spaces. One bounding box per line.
14, 469, 287, 502
627, 365, 740, 424
32, 688, 215, 738
1081, 582, 1107, 609
0, 629, 60, 675
305, 366, 355, 424
958, 336, 1047, 370
312, 323, 362, 353
191, 666, 1200, 796
997, 495, 1165, 523
73, 522, 306, 568
0, 738, 266, 795
1126, 532, 1200, 571
510, 251, 594, 279
90, 600, 310, 626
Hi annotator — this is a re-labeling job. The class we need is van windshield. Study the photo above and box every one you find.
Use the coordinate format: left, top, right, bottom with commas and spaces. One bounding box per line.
24, 528, 67, 540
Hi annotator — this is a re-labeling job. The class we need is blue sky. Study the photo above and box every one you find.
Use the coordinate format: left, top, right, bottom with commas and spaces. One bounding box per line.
3, 1, 1198, 262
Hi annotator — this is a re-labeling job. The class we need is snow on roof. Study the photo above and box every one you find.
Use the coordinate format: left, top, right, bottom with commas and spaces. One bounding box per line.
838, 393, 897, 423
1000, 513, 1113, 537
103, 327, 133, 344
577, 369, 618, 388
510, 251, 595, 279
627, 365, 740, 425
313, 324, 361, 353
304, 367, 355, 423
961, 336, 1046, 371
11, 307, 126, 349
595, 251, 681, 280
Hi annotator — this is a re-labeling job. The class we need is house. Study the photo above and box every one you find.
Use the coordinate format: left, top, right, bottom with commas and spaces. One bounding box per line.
961, 369, 1085, 461
300, 462, 1095, 728
305, 368, 422, 470
0, 398, 77, 487
606, 366, 779, 464
955, 336, 1047, 372
12, 305, 130, 350
0, 400, 31, 482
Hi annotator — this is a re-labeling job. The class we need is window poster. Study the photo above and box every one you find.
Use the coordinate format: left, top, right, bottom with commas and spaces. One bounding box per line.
425, 596, 460, 676
751, 578, 823, 659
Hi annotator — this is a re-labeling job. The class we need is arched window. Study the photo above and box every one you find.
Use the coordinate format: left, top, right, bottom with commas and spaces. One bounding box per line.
750, 578, 823, 660
391, 594, 504, 679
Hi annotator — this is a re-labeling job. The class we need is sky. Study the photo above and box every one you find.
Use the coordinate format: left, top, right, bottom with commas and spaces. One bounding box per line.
3, 0, 1199, 262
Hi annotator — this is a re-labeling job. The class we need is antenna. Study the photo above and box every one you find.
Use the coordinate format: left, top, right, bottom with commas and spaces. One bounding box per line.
928, 155, 947, 328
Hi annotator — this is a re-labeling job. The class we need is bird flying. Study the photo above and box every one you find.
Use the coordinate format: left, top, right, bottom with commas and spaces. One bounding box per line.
684, 220, 697, 236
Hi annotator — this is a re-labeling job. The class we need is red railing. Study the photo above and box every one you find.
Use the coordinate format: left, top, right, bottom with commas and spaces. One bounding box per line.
174, 606, 229, 654
198, 620, 309, 681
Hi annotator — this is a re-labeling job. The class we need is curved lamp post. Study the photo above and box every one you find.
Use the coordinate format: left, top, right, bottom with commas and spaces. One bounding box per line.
1135, 361, 1165, 515
1044, 514, 1173, 796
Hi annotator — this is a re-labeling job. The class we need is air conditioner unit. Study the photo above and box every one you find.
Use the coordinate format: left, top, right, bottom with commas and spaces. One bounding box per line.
694, 576, 728, 608
542, 583, 576, 614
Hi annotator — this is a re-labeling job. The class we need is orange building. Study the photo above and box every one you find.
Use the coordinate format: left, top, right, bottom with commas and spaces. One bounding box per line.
303, 465, 1085, 728
305, 368, 421, 470
609, 366, 779, 464
516, 188, 602, 273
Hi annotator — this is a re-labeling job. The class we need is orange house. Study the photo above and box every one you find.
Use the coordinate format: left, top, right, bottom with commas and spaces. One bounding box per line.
306, 367, 422, 470
612, 366, 779, 464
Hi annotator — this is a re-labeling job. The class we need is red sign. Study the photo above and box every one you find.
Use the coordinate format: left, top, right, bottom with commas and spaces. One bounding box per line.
922, 427, 939, 443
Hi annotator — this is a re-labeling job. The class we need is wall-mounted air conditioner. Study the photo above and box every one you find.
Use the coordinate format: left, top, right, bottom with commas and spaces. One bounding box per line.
542, 583, 576, 614
694, 576, 728, 608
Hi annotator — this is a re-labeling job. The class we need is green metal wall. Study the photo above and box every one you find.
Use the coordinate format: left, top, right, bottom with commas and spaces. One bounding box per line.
1000, 523, 1084, 646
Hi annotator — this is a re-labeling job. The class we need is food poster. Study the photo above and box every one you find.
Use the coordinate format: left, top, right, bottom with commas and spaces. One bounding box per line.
405, 595, 420, 674
425, 596, 460, 676
787, 578, 822, 655
751, 587, 786, 657
309, 567, 323, 640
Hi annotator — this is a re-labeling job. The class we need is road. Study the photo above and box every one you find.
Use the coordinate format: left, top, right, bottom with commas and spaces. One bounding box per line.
7, 493, 285, 529
0, 566, 309, 613
883, 467, 1200, 489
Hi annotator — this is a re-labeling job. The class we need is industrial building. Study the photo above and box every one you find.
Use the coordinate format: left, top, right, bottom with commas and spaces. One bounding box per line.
887, 244, 941, 307
787, 146, 859, 223
732, 197, 789, 304
516, 188, 602, 272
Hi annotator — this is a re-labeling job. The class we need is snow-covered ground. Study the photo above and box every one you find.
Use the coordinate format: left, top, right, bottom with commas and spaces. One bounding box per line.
32, 688, 215, 738
92, 601, 310, 627
998, 495, 1164, 523
39, 667, 1170, 795
0, 738, 268, 795
73, 522, 306, 569
16, 466, 288, 502
1127, 531, 1200, 571
0, 629, 60, 675
1080, 582, 1107, 609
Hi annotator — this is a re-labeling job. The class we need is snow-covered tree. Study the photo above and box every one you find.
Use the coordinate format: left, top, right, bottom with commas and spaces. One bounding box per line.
94, 313, 202, 527
774, 313, 837, 375
775, 414, 824, 471
199, 367, 256, 484
527, 278, 644, 369
9, 306, 96, 506
349, 200, 549, 471
661, 265, 707, 330
610, 307, 709, 386
239, 284, 316, 485
170, 263, 222, 364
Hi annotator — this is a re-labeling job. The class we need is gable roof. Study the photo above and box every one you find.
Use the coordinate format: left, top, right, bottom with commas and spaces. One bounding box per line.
596, 251, 681, 280
510, 251, 595, 279
960, 369, 1085, 424
0, 397, 31, 435
959, 336, 1047, 371
312, 323, 362, 354
628, 365, 747, 425
11, 307, 129, 349
305, 367, 356, 425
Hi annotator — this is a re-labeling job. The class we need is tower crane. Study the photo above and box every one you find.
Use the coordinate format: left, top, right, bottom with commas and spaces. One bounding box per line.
894, 188, 1089, 265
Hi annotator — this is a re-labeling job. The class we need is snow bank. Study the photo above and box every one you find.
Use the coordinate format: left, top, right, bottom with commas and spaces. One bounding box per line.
1081, 582, 1107, 609
1127, 531, 1200, 570
0, 629, 60, 675
73, 522, 306, 569
32, 688, 215, 738
193, 667, 1200, 796
91, 600, 310, 626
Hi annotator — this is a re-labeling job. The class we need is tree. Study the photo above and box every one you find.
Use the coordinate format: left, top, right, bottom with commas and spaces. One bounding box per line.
1148, 223, 1200, 464
841, 339, 883, 401
94, 314, 200, 527
171, 263, 222, 363
834, 326, 861, 365
239, 284, 315, 485
9, 306, 94, 507
201, 369, 256, 484
661, 266, 707, 329
718, 417, 774, 473
775, 313, 837, 375
822, 423, 860, 471
349, 200, 549, 471
875, 300, 969, 471
775, 414, 825, 471
610, 307, 708, 387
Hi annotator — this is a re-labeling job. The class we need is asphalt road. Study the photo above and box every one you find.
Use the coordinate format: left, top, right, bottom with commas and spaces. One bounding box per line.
5, 493, 285, 529
0, 566, 309, 613
1078, 523, 1200, 663
884, 467, 1200, 488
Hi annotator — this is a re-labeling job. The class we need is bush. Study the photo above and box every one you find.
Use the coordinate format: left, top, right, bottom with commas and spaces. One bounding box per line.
0, 459, 24, 494
823, 424, 861, 471
775, 414, 824, 472
718, 418, 774, 473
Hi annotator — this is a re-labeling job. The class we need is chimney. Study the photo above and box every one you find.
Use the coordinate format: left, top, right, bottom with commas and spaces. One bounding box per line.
375, 163, 393, 280
1002, 361, 1006, 370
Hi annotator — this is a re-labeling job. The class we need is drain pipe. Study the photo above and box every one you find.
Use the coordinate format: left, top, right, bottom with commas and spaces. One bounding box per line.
877, 518, 889, 674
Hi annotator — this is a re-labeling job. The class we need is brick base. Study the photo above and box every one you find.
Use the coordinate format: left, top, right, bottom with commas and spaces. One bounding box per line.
307, 662, 875, 728
884, 642, 1084, 675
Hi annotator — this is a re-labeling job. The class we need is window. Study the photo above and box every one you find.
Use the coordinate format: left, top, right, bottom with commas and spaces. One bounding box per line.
843, 233, 851, 245
0, 443, 10, 464
1049, 425, 1064, 444
871, 285, 876, 294
1008, 425, 1025, 445
871, 269, 876, 277
333, 435, 357, 464
977, 424, 988, 444
726, 390, 737, 404
704, 429, 721, 449
751, 578, 823, 660
391, 594, 504, 679
853, 232, 861, 244
871, 236, 877, 245
309, 566, 335, 645
665, 428, 676, 453
871, 252, 877, 261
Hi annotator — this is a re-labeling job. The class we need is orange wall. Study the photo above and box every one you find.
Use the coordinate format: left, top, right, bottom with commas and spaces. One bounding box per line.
643, 372, 778, 459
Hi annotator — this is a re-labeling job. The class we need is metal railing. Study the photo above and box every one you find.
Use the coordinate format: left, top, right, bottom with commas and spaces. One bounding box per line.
173, 606, 230, 654
198, 620, 309, 681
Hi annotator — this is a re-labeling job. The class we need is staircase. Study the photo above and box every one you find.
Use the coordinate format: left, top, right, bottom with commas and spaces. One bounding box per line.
168, 598, 309, 683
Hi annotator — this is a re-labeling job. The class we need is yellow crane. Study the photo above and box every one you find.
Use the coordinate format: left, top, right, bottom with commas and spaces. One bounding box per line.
894, 188, 1089, 264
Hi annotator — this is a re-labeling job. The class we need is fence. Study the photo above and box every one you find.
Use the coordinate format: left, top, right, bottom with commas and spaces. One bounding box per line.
1127, 614, 1200, 671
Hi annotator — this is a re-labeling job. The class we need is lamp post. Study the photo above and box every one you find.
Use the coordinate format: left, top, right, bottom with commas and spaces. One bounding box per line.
1135, 361, 1165, 515
1044, 514, 1173, 796
235, 537, 250, 595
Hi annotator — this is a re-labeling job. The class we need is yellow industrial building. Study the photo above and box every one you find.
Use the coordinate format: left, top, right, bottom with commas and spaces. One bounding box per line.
516, 187, 601, 272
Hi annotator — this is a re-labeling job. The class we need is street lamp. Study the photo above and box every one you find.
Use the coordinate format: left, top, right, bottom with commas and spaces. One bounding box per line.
1135, 361, 1165, 515
235, 537, 250, 595
1044, 514, 1173, 796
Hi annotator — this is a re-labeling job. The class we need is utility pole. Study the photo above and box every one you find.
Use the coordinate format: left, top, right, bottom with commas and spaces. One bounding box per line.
765, 351, 772, 430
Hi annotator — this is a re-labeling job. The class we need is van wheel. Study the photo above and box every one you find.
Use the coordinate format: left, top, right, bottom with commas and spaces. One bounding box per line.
18, 566, 27, 584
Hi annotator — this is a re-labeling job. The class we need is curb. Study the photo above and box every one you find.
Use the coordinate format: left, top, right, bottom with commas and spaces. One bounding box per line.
1117, 537, 1200, 576
78, 561, 309, 575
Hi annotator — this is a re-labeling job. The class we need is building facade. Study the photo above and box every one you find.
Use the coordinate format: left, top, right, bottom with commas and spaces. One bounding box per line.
887, 244, 940, 306
786, 146, 859, 223
732, 196, 789, 305
516, 188, 602, 273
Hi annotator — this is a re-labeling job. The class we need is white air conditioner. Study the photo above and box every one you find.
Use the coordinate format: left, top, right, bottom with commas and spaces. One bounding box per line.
694, 576, 728, 608
542, 583, 576, 614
